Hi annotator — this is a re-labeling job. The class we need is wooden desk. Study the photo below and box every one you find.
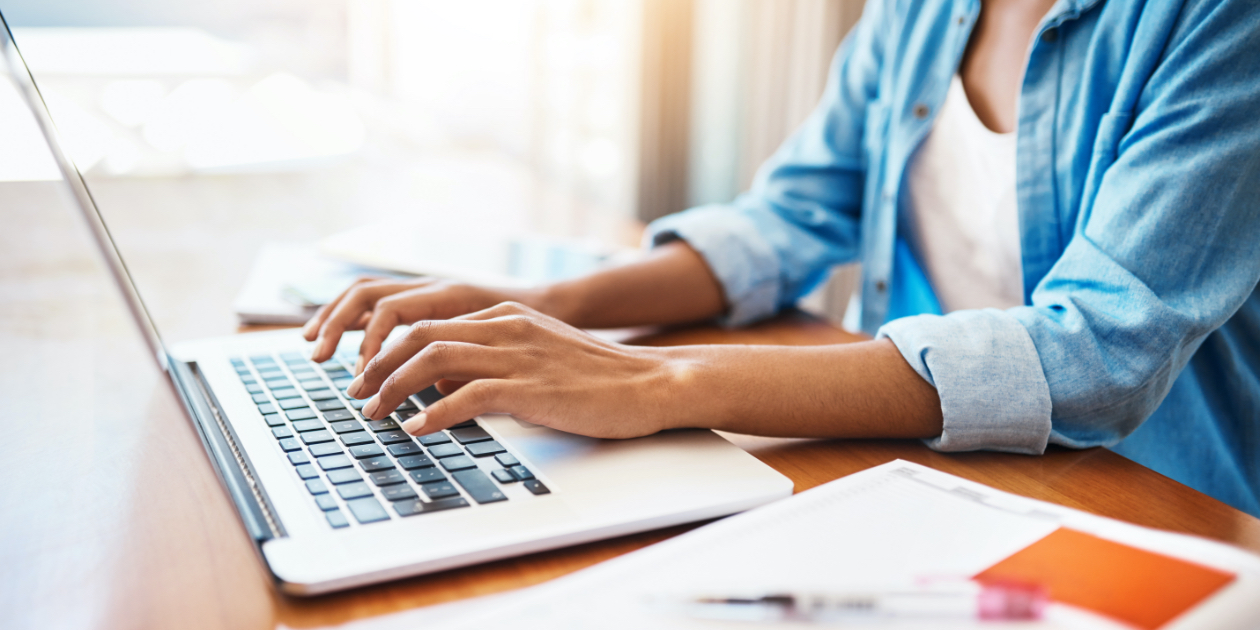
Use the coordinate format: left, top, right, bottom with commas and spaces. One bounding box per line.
5, 183, 1259, 629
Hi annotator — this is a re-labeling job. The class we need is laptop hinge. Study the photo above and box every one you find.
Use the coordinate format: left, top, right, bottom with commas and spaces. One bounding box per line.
170, 358, 285, 542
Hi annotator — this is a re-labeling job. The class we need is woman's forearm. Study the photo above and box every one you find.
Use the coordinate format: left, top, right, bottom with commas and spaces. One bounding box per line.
655, 338, 944, 439
535, 241, 727, 329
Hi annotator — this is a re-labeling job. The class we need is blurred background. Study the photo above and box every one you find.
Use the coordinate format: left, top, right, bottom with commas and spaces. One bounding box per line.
1, 0, 864, 343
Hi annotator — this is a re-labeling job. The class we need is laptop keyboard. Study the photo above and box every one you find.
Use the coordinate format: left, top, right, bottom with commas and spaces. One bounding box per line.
231, 352, 550, 530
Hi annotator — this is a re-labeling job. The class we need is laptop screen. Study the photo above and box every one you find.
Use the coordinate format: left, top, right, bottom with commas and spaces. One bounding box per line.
0, 10, 171, 368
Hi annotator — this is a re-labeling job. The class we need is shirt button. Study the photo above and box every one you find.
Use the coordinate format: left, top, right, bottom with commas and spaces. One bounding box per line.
913, 103, 929, 119
1041, 28, 1059, 43
875, 280, 888, 293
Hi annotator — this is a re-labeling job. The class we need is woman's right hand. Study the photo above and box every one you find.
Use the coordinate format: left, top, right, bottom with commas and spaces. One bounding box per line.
301, 277, 540, 372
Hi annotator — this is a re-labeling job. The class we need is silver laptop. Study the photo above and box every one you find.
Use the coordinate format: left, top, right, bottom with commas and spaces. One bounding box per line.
0, 12, 792, 595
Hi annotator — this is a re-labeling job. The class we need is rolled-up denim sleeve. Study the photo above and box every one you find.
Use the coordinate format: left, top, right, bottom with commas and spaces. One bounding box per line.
643, 0, 889, 327
878, 310, 1052, 454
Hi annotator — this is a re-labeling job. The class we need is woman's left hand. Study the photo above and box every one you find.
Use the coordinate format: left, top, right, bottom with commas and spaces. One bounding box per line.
345, 301, 685, 439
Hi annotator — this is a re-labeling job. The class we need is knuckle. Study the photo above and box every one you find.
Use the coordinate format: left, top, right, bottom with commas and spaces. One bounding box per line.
408, 319, 436, 340
419, 341, 454, 366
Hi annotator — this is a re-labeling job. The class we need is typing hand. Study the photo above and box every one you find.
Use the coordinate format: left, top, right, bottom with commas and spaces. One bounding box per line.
345, 301, 679, 440
302, 277, 533, 373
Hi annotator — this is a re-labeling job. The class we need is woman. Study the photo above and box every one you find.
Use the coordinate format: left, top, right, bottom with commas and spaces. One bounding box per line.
305, 0, 1260, 515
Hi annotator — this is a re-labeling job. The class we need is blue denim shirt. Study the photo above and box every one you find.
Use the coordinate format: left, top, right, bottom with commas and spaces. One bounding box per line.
647, 0, 1260, 515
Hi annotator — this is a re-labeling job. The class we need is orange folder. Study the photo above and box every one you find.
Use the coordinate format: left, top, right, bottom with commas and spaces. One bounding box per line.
974, 528, 1235, 629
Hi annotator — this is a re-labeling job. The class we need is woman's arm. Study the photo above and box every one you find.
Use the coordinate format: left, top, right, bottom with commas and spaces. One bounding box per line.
346, 301, 943, 440
305, 241, 727, 368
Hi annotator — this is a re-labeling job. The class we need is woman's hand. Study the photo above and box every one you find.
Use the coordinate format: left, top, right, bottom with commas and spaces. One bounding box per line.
346, 301, 683, 439
302, 277, 543, 372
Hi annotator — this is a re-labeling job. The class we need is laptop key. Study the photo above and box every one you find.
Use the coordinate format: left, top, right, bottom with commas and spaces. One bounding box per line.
396, 408, 420, 421
264, 377, 291, 389
450, 426, 492, 444
288, 451, 311, 465
326, 509, 349, 528
270, 387, 301, 400
358, 455, 393, 471
279, 397, 309, 411
409, 468, 446, 484
394, 454, 432, 470
317, 454, 353, 471
466, 441, 506, 457
277, 438, 302, 452
341, 431, 374, 447
245, 383, 264, 394
257, 369, 284, 380
452, 469, 508, 504
301, 430, 335, 445
306, 479, 329, 495
257, 403, 277, 415
309, 443, 343, 457
262, 413, 285, 427
420, 481, 461, 500
307, 389, 338, 401
417, 433, 451, 446
337, 482, 374, 501
494, 453, 520, 468
286, 408, 317, 421
376, 430, 413, 445
491, 469, 517, 484
291, 419, 323, 433
510, 465, 535, 481
388, 442, 423, 457
380, 485, 418, 502
300, 379, 327, 391
369, 469, 405, 486
327, 468, 363, 485
329, 419, 363, 434
295, 464, 319, 480
450, 419, 478, 429
427, 443, 463, 458
345, 493, 388, 524
394, 496, 469, 517
347, 398, 368, 410
333, 377, 354, 389
439, 455, 477, 472
350, 443, 386, 459
271, 426, 294, 439
314, 494, 338, 511
251, 393, 270, 405
324, 409, 355, 422
523, 480, 551, 495
366, 418, 400, 433
279, 351, 304, 362
315, 399, 346, 412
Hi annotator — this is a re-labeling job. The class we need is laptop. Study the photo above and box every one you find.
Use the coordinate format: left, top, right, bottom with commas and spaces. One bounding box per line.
0, 11, 792, 595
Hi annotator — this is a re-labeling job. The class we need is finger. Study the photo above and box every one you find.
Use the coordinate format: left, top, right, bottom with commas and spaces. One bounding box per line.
353, 319, 513, 396
399, 379, 513, 436
355, 292, 435, 375
434, 378, 469, 396
301, 276, 377, 341
360, 342, 511, 420
312, 283, 393, 362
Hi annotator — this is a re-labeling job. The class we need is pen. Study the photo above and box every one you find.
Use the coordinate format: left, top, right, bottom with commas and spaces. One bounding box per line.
677, 581, 1046, 623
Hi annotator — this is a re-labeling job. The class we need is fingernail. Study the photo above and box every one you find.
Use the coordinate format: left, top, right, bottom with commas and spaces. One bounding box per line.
362, 396, 380, 419
401, 413, 427, 435
346, 373, 365, 398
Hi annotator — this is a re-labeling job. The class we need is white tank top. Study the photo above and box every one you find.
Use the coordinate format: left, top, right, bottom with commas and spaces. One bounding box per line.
904, 74, 1024, 313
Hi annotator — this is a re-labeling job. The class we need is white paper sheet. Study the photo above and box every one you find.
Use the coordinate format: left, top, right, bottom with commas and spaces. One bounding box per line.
434, 460, 1260, 630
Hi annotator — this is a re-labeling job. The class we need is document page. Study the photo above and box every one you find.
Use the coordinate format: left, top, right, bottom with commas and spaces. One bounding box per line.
441, 460, 1260, 630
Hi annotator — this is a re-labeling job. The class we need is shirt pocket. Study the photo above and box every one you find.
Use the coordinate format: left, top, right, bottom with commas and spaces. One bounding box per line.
1092, 111, 1133, 170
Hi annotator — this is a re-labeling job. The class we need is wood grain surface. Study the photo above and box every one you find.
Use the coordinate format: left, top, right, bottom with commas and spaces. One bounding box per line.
5, 179, 1259, 630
